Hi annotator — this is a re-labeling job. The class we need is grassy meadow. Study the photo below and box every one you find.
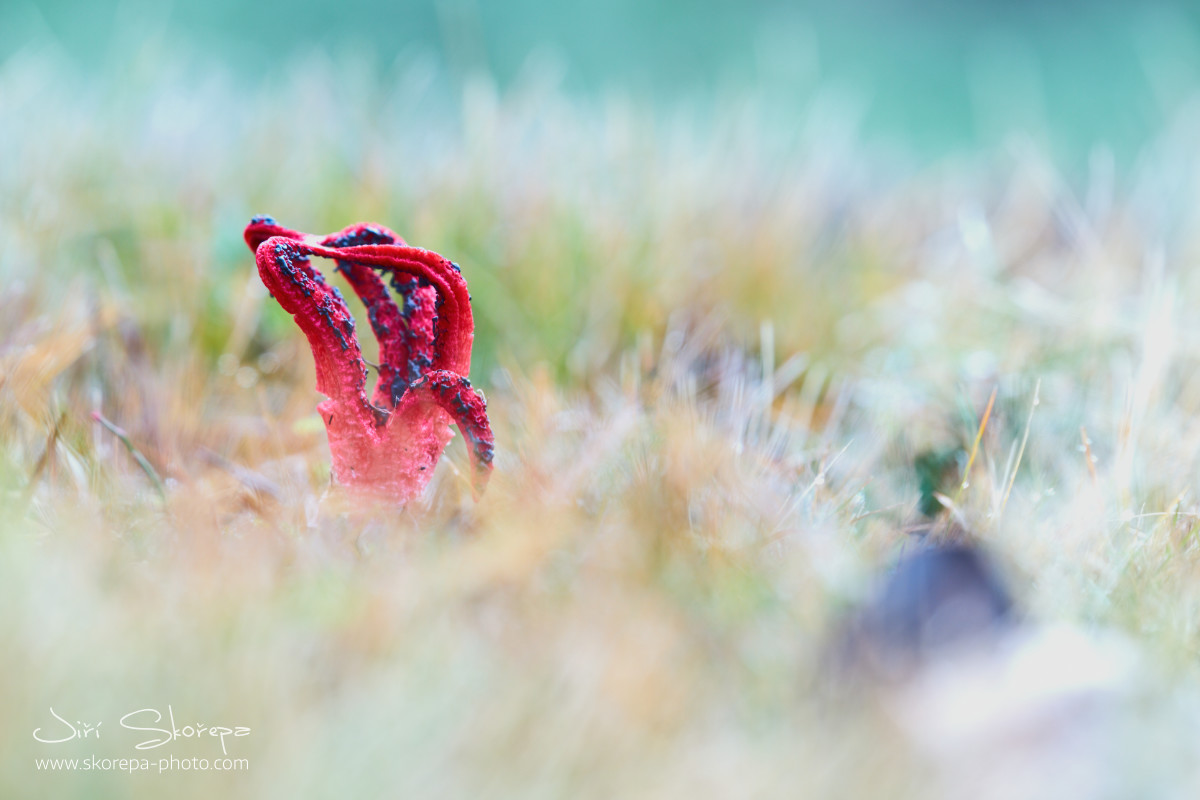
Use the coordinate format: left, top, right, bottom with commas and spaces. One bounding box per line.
7, 12, 1200, 797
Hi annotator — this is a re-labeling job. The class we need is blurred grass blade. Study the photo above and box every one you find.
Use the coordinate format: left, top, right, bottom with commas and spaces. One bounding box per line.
91, 411, 166, 501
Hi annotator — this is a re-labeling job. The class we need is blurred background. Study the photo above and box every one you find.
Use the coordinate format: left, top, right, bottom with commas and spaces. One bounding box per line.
8, 0, 1200, 163
9, 2, 1200, 798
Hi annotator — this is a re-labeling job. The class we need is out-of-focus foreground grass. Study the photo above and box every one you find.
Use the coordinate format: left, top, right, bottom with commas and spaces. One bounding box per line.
7, 44, 1200, 798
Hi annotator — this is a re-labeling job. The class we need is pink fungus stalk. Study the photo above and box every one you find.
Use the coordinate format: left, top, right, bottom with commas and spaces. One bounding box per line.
244, 216, 494, 503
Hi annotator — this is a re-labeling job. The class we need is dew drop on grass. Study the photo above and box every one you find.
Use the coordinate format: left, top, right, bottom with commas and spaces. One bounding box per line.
257, 351, 280, 374
218, 353, 238, 376
235, 366, 259, 388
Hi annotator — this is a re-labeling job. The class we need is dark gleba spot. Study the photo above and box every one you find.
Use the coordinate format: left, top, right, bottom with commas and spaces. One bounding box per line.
273, 247, 318, 298
317, 295, 352, 351
407, 353, 432, 381
389, 374, 409, 406
328, 228, 396, 248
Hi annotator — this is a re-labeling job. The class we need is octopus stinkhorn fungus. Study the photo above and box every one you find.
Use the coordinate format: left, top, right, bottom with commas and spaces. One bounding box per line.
244, 215, 494, 503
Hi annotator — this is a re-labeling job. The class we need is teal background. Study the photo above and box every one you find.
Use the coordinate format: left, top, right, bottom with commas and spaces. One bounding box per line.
6, 1, 1200, 160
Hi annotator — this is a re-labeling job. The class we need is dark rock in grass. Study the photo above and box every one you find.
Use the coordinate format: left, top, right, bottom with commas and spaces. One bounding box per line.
829, 542, 1015, 682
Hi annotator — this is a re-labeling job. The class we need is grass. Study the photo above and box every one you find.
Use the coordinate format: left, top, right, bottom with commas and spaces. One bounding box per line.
6, 43, 1200, 797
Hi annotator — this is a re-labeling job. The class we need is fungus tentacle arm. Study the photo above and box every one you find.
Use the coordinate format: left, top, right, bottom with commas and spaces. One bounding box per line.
400, 370, 495, 496
254, 236, 374, 428
243, 216, 492, 504
318, 224, 436, 411
298, 242, 474, 377
244, 216, 309, 251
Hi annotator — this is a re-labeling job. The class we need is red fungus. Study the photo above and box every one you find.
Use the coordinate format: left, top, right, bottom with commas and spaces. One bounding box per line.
243, 216, 494, 503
